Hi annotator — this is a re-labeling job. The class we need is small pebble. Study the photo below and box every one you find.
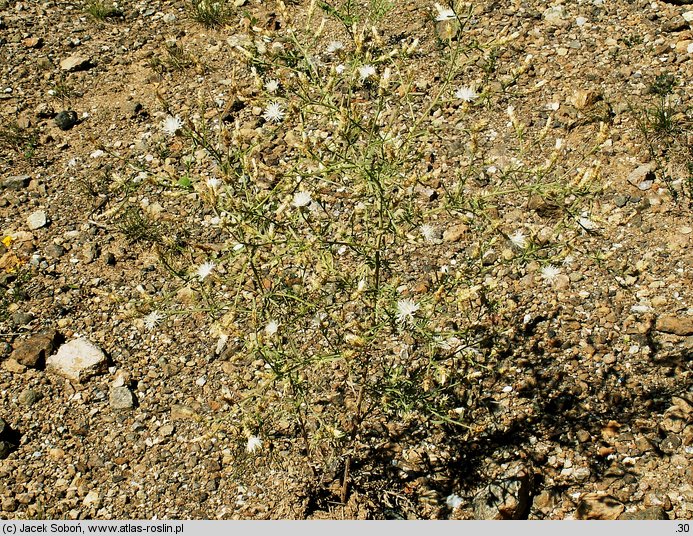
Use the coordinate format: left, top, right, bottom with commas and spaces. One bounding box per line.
54, 110, 78, 131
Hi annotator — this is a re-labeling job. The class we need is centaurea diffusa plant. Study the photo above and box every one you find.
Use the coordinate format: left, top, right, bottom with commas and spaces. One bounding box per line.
157, 0, 497, 506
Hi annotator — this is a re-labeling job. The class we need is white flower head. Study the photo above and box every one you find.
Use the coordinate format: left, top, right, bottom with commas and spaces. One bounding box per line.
196, 261, 216, 281
420, 224, 439, 243
509, 230, 528, 249
246, 435, 262, 454
455, 86, 478, 102
263, 101, 285, 123
396, 298, 420, 324
161, 115, 182, 136
143, 311, 162, 331
358, 64, 377, 82
293, 190, 312, 208
265, 79, 280, 93
335, 64, 346, 75
206, 177, 220, 191
541, 264, 561, 284
434, 3, 456, 21
265, 320, 279, 337
326, 40, 344, 54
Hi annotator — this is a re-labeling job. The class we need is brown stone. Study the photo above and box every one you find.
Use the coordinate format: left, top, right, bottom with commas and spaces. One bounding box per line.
601, 420, 621, 440
597, 446, 615, 457
571, 89, 601, 109
575, 493, 624, 520
2, 359, 26, 374
10, 330, 59, 368
443, 224, 468, 243
22, 37, 43, 48
655, 315, 693, 336
59, 55, 92, 72
171, 404, 199, 420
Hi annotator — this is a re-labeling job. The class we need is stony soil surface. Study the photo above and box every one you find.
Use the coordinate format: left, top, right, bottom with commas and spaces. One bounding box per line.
1, 0, 692, 521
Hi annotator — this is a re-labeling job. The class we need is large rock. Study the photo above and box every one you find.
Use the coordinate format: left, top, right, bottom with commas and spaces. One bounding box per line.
0, 418, 18, 460
10, 330, 59, 368
46, 338, 108, 382
620, 507, 668, 520
59, 55, 91, 72
627, 163, 656, 190
473, 463, 533, 519
655, 315, 693, 336
27, 211, 47, 230
109, 387, 135, 410
1, 175, 30, 190
575, 493, 624, 519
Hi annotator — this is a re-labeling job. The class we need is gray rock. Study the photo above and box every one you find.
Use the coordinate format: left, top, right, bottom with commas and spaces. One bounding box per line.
44, 243, 65, 259
82, 243, 98, 264
10, 311, 33, 326
627, 163, 656, 191
620, 507, 668, 520
1, 175, 30, 190
46, 338, 108, 382
124, 101, 143, 118
18, 388, 42, 407
473, 464, 533, 519
10, 330, 59, 368
574, 467, 591, 481
659, 434, 681, 454
27, 210, 47, 230
36, 102, 54, 118
662, 18, 688, 33
613, 194, 629, 207
109, 387, 135, 410
54, 110, 77, 131
59, 55, 91, 72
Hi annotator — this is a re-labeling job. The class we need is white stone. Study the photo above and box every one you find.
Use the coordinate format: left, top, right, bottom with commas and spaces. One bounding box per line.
27, 211, 47, 230
83, 490, 101, 508
543, 6, 566, 25
109, 386, 135, 410
59, 55, 90, 72
46, 338, 108, 382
